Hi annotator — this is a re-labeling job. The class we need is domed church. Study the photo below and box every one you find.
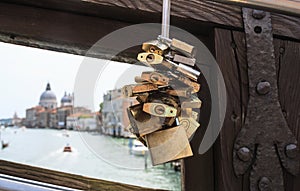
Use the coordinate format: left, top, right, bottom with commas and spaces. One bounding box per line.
39, 83, 57, 109
61, 92, 73, 107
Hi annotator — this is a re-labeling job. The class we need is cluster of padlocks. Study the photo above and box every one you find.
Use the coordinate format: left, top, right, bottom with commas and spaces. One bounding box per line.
122, 37, 202, 165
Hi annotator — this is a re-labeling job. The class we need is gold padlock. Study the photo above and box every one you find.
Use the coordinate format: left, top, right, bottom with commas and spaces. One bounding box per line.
171, 38, 196, 58
145, 125, 193, 165
165, 87, 192, 97
137, 52, 164, 65
141, 71, 169, 86
143, 103, 177, 117
127, 105, 163, 136
168, 72, 200, 93
173, 54, 196, 67
142, 40, 169, 55
122, 83, 158, 97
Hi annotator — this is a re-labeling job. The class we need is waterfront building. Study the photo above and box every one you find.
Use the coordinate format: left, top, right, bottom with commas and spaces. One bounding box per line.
57, 106, 72, 129
48, 109, 57, 128
12, 112, 22, 126
25, 106, 44, 128
0, 118, 13, 127
66, 112, 100, 131
102, 89, 137, 137
24, 83, 97, 129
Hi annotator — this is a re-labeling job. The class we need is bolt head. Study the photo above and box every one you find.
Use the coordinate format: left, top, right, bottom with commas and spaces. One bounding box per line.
252, 10, 266, 19
285, 144, 298, 159
256, 81, 271, 95
237, 147, 251, 162
258, 177, 272, 191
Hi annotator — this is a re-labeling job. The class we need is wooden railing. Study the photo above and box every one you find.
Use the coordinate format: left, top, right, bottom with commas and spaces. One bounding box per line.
0, 160, 165, 191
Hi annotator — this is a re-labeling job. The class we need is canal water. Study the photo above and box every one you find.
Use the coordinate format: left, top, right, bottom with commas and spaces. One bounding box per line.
0, 127, 181, 190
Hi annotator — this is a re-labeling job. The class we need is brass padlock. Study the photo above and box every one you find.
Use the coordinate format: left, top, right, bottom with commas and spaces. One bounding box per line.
145, 125, 193, 165
142, 40, 169, 55
141, 71, 169, 86
137, 52, 164, 65
171, 38, 196, 58
122, 83, 158, 97
127, 105, 162, 136
173, 54, 196, 67
168, 72, 200, 93
143, 103, 177, 117
165, 87, 192, 97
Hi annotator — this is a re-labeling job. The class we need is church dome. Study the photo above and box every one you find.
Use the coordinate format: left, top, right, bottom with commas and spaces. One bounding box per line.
61, 92, 72, 103
39, 83, 57, 109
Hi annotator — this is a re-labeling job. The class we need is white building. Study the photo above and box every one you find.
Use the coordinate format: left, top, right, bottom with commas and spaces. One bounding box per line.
102, 89, 137, 137
66, 113, 99, 131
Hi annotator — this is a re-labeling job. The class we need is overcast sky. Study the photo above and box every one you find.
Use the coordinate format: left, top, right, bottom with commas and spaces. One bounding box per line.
0, 42, 149, 119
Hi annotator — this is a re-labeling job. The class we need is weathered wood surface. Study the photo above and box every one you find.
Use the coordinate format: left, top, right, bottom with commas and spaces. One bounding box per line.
0, 159, 164, 191
0, 0, 299, 62
213, 27, 300, 190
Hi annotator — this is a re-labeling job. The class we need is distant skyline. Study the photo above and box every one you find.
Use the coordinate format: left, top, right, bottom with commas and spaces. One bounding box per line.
0, 42, 150, 118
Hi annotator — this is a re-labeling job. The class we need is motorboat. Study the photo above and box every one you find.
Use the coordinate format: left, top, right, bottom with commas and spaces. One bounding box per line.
2, 141, 9, 150
63, 144, 72, 152
131, 140, 148, 156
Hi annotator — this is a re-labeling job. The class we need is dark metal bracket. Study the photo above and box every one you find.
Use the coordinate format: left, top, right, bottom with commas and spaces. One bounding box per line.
233, 8, 299, 191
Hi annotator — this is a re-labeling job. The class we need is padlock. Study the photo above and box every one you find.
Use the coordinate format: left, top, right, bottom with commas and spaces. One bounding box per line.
141, 71, 169, 86
122, 83, 158, 97
145, 125, 193, 165
142, 40, 169, 55
181, 95, 202, 109
179, 117, 200, 139
176, 64, 200, 81
146, 93, 179, 127
165, 87, 193, 97
167, 72, 200, 93
137, 52, 164, 65
171, 38, 196, 58
173, 54, 196, 67
143, 103, 177, 117
158, 36, 196, 58
127, 105, 162, 136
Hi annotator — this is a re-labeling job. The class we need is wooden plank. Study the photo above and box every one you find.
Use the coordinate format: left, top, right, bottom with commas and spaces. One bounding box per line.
214, 28, 248, 190
182, 67, 215, 190
0, 159, 164, 191
273, 39, 300, 191
209, 0, 300, 17
0, 0, 298, 60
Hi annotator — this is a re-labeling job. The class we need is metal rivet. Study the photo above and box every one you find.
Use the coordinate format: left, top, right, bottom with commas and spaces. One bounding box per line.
237, 147, 251, 162
252, 10, 266, 20
279, 47, 285, 54
256, 81, 271, 95
258, 177, 272, 191
285, 144, 298, 159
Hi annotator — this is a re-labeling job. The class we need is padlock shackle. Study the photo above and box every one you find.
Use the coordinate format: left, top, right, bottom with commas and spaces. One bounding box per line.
161, 0, 171, 39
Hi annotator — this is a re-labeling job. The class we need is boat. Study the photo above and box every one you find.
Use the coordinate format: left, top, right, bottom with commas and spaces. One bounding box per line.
63, 144, 72, 152
131, 140, 148, 156
2, 141, 9, 150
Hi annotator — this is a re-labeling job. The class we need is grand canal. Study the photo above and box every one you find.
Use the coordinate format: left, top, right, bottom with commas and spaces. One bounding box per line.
0, 127, 181, 190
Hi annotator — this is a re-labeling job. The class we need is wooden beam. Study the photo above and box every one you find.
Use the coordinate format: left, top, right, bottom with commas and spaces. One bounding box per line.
0, 160, 164, 191
0, 0, 298, 61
